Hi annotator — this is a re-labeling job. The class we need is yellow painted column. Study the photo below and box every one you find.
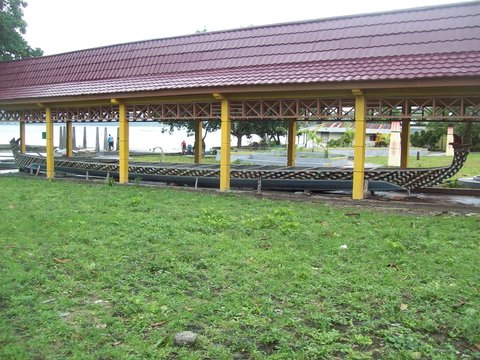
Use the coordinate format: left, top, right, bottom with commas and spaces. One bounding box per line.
66, 120, 73, 157
194, 119, 203, 164
220, 98, 231, 191
45, 107, 55, 179
19, 121, 26, 153
119, 103, 129, 183
287, 119, 297, 166
400, 119, 410, 168
352, 90, 366, 200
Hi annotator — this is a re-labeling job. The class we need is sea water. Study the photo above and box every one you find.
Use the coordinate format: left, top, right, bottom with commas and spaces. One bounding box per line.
0, 122, 228, 153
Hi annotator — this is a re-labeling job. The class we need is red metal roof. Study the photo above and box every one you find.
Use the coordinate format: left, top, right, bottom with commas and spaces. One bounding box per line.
1, 1, 479, 102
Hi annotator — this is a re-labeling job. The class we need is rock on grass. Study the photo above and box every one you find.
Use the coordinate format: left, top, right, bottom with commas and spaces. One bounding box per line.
174, 331, 198, 346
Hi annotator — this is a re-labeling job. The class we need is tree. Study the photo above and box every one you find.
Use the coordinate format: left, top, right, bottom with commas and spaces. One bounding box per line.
231, 121, 256, 148
410, 122, 480, 151
298, 129, 323, 151
164, 119, 290, 149
253, 120, 289, 146
0, 0, 43, 61
410, 123, 447, 149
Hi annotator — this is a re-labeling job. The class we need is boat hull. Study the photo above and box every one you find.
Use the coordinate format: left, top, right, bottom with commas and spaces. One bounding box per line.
10, 139, 470, 191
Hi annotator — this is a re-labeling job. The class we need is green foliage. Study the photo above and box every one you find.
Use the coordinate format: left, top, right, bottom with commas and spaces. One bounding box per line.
304, 129, 323, 151
0, 176, 479, 358
375, 133, 390, 147
0, 0, 43, 61
410, 123, 480, 151
457, 122, 480, 151
410, 123, 448, 150
254, 120, 288, 146
231, 121, 255, 147
328, 129, 355, 147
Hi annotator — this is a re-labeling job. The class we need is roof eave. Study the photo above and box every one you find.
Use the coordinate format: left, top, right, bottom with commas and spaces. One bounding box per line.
1, 77, 479, 108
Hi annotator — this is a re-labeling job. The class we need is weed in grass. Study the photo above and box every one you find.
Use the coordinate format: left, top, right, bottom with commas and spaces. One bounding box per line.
105, 176, 115, 186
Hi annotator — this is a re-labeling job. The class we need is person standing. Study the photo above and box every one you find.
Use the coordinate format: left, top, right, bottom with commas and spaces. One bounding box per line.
108, 134, 114, 151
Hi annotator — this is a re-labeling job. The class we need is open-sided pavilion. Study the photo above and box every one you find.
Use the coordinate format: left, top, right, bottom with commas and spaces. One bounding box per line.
1, 1, 479, 199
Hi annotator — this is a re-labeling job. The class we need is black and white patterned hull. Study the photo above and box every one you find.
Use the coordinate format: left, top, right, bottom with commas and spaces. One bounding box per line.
10, 139, 470, 190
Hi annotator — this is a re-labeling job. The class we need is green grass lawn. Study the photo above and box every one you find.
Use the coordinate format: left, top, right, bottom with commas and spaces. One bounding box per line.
0, 176, 479, 359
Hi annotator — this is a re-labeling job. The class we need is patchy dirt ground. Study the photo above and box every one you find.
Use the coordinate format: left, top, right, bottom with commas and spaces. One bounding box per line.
5, 171, 480, 216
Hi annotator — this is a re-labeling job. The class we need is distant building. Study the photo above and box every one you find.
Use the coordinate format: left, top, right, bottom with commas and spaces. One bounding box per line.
301, 122, 425, 147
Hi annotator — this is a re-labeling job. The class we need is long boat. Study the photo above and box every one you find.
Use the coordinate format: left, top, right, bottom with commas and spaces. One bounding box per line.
9, 138, 470, 192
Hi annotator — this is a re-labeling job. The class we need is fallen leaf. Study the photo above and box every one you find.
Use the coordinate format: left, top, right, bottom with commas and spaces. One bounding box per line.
475, 343, 480, 351
452, 300, 466, 308
112, 341, 122, 347
400, 303, 408, 311
151, 322, 165, 329
94, 299, 109, 305
54, 258, 71, 264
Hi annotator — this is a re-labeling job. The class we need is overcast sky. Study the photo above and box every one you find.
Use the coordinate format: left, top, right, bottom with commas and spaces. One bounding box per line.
23, 0, 470, 55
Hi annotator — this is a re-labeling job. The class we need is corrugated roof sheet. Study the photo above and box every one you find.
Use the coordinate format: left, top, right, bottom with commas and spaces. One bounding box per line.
1, 1, 480, 101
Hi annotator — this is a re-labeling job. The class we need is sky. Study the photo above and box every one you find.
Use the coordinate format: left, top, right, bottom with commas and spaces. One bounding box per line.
23, 0, 471, 56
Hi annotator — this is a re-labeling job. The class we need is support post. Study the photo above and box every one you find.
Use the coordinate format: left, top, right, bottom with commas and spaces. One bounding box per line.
445, 125, 454, 156
45, 106, 54, 179
19, 121, 26, 153
103, 127, 108, 151
118, 102, 129, 183
72, 126, 76, 150
66, 120, 73, 157
352, 90, 366, 200
59, 127, 63, 149
400, 119, 410, 168
194, 119, 203, 164
220, 98, 231, 191
287, 119, 296, 166
95, 127, 100, 152
83, 127, 87, 148
388, 121, 401, 167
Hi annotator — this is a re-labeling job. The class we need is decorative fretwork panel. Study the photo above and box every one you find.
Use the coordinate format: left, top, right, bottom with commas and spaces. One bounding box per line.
2, 96, 479, 123
127, 102, 221, 120
0, 106, 119, 122
53, 106, 119, 122
0, 109, 45, 122
229, 99, 356, 120
367, 97, 480, 121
